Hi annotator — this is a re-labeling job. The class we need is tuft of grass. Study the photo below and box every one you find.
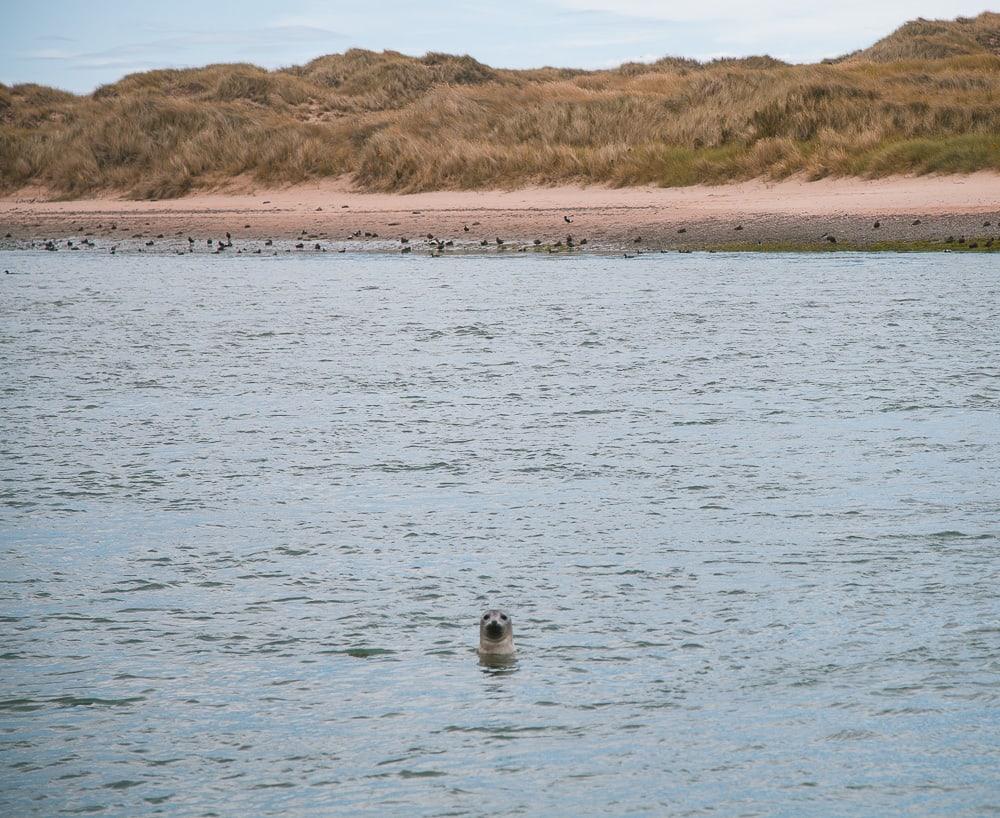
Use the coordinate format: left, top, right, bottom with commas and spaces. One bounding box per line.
709, 237, 1000, 252
2, 12, 1000, 197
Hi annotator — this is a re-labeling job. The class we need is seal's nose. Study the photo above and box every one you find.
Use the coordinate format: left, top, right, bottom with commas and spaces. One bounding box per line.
485, 621, 503, 639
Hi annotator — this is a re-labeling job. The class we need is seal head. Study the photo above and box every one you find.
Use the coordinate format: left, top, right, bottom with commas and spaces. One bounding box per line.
478, 609, 515, 656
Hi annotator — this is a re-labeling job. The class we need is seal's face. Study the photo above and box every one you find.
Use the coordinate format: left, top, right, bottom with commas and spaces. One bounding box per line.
479, 609, 515, 655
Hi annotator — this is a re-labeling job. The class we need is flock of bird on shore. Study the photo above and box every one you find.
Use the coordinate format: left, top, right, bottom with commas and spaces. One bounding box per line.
3, 215, 998, 259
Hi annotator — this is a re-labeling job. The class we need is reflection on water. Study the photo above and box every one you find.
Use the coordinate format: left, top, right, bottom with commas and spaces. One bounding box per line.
0, 251, 998, 817
478, 654, 519, 673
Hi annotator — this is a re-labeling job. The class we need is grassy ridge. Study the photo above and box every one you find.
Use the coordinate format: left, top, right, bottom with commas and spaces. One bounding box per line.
1, 13, 999, 198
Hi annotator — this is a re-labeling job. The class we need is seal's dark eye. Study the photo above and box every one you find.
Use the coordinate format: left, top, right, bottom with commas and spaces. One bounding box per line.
483, 614, 489, 620
500, 614, 507, 621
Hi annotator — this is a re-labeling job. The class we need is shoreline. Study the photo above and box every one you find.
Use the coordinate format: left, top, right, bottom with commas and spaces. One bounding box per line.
2, 174, 998, 254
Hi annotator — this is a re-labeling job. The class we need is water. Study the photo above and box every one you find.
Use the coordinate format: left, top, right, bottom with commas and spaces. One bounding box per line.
1, 251, 998, 817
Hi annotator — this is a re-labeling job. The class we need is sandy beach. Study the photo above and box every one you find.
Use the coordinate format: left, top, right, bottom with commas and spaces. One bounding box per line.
2, 174, 998, 253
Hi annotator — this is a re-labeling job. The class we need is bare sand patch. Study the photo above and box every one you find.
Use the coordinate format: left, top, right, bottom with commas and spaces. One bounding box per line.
2, 174, 998, 251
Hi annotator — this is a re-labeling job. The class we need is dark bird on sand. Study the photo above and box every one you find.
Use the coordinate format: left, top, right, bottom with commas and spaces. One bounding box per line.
564, 215, 573, 223
826, 235, 837, 244
912, 219, 922, 226
873, 221, 881, 229
677, 227, 686, 234
734, 225, 743, 231
496, 237, 504, 245
534, 239, 541, 245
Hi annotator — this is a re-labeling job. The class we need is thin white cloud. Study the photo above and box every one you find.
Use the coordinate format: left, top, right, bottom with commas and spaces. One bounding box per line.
553, 0, 988, 25
552, 0, 991, 61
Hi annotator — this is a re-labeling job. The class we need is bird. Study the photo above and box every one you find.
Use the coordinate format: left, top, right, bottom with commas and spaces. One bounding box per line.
496, 237, 504, 245
734, 225, 743, 231
873, 221, 880, 229
677, 227, 687, 234
912, 219, 922, 226
564, 215, 573, 223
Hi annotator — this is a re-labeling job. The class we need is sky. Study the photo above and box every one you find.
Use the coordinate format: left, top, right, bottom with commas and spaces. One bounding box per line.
1, 0, 992, 93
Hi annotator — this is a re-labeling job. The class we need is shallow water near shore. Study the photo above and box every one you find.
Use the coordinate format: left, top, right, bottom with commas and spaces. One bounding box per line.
1, 251, 998, 817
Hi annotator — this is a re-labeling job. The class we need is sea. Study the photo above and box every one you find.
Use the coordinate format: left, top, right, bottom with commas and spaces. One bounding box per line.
1, 251, 998, 816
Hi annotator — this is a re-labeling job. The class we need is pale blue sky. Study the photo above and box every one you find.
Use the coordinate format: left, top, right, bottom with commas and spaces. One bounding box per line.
1, 0, 992, 93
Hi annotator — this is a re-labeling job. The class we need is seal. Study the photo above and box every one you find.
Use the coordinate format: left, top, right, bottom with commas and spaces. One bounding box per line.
478, 609, 515, 656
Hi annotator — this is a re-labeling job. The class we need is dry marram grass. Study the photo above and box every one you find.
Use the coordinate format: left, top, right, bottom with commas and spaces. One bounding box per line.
2, 13, 999, 197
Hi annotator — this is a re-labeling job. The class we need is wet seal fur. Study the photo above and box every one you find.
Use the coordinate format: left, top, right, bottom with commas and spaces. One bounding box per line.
478, 609, 515, 656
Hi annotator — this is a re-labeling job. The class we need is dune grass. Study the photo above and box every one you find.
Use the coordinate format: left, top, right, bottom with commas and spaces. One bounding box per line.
1, 13, 999, 198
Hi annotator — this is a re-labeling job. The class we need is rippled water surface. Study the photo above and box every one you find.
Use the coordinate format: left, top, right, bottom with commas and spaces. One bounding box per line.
1, 252, 998, 816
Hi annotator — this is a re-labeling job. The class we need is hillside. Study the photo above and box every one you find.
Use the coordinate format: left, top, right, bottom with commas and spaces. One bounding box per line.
1, 12, 999, 198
